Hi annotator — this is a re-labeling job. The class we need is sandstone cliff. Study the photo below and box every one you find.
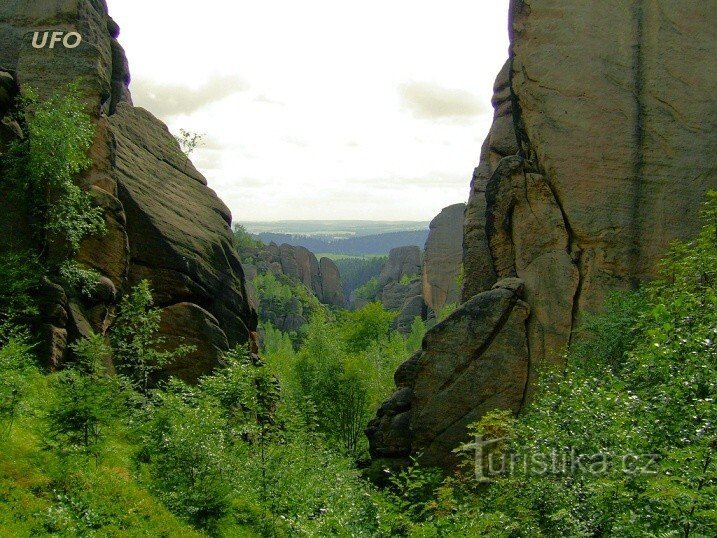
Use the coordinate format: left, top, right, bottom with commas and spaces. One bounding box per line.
421, 203, 465, 314
241, 241, 345, 307
369, 0, 716, 470
0, 0, 256, 381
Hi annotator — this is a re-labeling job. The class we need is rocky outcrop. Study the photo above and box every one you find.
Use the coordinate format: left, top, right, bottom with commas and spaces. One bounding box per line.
243, 241, 345, 308
369, 0, 716, 470
422, 203, 465, 313
367, 279, 529, 470
318, 256, 343, 307
378, 245, 422, 286
348, 245, 426, 333
0, 1, 256, 381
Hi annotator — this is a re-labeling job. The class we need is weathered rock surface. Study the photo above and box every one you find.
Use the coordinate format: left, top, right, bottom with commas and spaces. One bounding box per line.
367, 279, 529, 470
318, 256, 344, 307
378, 245, 422, 286
243, 241, 345, 308
422, 203, 465, 313
369, 0, 717, 471
0, 0, 257, 380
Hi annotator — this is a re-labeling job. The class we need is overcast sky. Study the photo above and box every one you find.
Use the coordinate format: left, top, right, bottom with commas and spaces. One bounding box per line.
109, 1, 510, 222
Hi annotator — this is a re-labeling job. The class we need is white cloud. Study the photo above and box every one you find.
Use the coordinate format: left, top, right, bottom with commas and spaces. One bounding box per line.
131, 75, 248, 117
399, 82, 488, 121
108, 0, 511, 221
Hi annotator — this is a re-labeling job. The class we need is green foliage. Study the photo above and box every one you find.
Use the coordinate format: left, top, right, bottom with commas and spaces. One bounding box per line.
174, 128, 204, 157
45, 334, 123, 461
293, 313, 371, 457
3, 84, 105, 253
340, 301, 396, 353
0, 252, 42, 330
253, 271, 323, 345
0, 332, 37, 436
139, 388, 232, 529
437, 301, 458, 322
110, 280, 193, 397
233, 223, 263, 252
333, 255, 387, 299
57, 259, 101, 299
355, 275, 383, 301
406, 315, 427, 353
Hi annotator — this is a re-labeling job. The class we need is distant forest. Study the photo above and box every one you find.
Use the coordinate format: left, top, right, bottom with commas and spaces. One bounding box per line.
256, 230, 430, 255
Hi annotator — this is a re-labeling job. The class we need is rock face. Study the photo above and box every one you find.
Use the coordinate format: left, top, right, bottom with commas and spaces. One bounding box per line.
367, 279, 529, 470
0, 0, 256, 381
422, 203, 465, 314
369, 0, 716, 470
243, 241, 345, 308
378, 246, 422, 286
349, 245, 426, 334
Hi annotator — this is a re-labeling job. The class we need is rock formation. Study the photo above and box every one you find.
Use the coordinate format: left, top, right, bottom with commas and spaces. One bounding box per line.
347, 245, 426, 333
421, 203, 465, 314
241, 241, 345, 308
378, 245, 422, 286
0, 1, 256, 381
369, 0, 716, 470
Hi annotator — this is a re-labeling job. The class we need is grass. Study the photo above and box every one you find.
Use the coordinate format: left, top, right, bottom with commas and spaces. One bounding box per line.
0, 373, 206, 537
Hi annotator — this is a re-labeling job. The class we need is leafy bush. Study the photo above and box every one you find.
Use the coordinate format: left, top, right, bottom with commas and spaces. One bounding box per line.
0, 253, 42, 331
110, 280, 193, 397
45, 335, 123, 461
4, 84, 104, 253
333, 255, 387, 299
354, 276, 383, 301
233, 224, 263, 252
340, 301, 396, 353
138, 388, 232, 529
0, 332, 37, 436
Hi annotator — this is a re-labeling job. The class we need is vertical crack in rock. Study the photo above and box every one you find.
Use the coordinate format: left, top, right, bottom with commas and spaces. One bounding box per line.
507, 48, 583, 373
629, 0, 646, 288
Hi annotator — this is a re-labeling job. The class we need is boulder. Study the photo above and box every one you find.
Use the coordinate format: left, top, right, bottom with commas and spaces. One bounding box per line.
0, 1, 257, 375
109, 102, 255, 347
367, 279, 530, 470
157, 303, 230, 383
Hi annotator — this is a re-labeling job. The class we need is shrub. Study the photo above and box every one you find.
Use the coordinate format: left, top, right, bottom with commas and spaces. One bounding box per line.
0, 332, 37, 436
3, 84, 104, 253
110, 280, 192, 397
45, 334, 122, 461
138, 389, 232, 529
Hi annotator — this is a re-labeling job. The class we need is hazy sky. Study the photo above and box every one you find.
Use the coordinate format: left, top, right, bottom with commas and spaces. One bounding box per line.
109, 1, 510, 222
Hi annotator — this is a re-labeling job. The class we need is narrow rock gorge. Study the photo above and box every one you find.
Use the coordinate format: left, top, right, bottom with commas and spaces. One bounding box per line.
368, 0, 716, 470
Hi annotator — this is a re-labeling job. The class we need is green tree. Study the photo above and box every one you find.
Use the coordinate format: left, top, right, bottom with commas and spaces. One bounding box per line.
233, 224, 263, 251
340, 302, 395, 353
0, 332, 37, 437
294, 314, 371, 457
46, 334, 121, 461
405, 315, 426, 353
4, 84, 104, 253
110, 280, 192, 398
139, 387, 231, 529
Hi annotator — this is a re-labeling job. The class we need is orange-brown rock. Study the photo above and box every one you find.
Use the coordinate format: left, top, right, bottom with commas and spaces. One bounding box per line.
369, 0, 717, 471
